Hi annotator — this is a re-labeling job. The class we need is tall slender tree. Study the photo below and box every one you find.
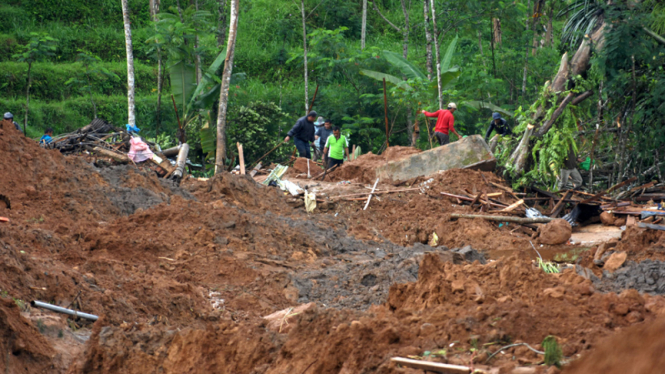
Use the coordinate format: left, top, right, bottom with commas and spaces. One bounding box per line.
121, 0, 136, 127
149, 0, 163, 132
361, 0, 368, 50
300, 0, 309, 112
215, 0, 239, 173
430, 0, 443, 109
423, 0, 433, 79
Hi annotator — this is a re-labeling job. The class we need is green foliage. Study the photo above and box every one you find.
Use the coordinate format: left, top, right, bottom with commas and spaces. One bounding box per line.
227, 102, 291, 164
542, 336, 563, 367
65, 50, 120, 118
0, 61, 158, 100
13, 32, 58, 65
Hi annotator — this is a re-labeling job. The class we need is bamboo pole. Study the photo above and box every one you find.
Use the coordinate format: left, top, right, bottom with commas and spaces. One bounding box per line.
451, 213, 553, 224
236, 142, 245, 174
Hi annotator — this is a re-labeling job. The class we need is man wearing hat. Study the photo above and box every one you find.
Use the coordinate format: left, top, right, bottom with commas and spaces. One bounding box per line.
2, 112, 21, 132
284, 111, 317, 159
422, 103, 462, 146
485, 112, 511, 143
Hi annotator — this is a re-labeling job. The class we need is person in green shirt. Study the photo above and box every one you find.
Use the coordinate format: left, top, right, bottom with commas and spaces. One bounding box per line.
323, 126, 350, 169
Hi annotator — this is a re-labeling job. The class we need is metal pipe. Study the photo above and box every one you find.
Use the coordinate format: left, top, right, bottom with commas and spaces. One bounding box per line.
172, 143, 190, 178
162, 145, 181, 158
31, 300, 98, 321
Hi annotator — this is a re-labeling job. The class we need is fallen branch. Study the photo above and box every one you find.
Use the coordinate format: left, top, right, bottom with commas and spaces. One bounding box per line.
390, 357, 470, 374
363, 178, 379, 210
332, 188, 420, 199
92, 146, 130, 163
450, 213, 553, 224
440, 192, 507, 208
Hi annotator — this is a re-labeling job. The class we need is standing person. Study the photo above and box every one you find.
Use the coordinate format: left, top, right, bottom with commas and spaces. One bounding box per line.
559, 144, 584, 190
421, 103, 462, 146
312, 116, 326, 161
2, 112, 21, 132
322, 126, 350, 169
485, 112, 512, 142
284, 111, 317, 159
314, 119, 333, 162
39, 128, 54, 145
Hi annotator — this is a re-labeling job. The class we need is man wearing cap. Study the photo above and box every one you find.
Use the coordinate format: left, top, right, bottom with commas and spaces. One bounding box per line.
421, 103, 462, 146
485, 112, 511, 142
2, 112, 21, 132
284, 111, 317, 159
314, 119, 333, 162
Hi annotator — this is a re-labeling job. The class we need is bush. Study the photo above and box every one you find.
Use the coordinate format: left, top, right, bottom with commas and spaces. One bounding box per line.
0, 61, 161, 100
0, 5, 32, 33
0, 94, 178, 136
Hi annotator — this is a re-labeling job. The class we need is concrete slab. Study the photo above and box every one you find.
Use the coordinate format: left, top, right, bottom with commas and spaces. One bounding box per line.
374, 135, 495, 182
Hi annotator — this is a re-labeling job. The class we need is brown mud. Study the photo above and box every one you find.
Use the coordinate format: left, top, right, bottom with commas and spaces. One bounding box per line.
2, 119, 665, 373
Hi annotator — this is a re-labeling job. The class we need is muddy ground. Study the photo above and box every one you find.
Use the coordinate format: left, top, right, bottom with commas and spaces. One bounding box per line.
2, 119, 665, 374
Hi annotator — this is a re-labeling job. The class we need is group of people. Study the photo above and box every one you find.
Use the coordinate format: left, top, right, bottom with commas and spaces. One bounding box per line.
283, 111, 349, 170
283, 105, 585, 191
2, 112, 53, 145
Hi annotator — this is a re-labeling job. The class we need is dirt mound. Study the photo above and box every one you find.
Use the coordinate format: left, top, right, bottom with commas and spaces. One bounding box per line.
0, 298, 57, 373
562, 317, 665, 374
331, 146, 421, 183
535, 219, 572, 245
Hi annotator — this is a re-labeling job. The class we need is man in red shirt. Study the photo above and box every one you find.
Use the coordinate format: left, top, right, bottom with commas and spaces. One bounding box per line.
422, 102, 462, 146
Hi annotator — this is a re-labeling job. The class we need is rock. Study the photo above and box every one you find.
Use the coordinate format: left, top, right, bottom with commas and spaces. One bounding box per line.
543, 287, 565, 299
604, 252, 628, 272
536, 219, 572, 245
450, 245, 487, 264
614, 217, 627, 227
600, 211, 616, 225
451, 280, 465, 292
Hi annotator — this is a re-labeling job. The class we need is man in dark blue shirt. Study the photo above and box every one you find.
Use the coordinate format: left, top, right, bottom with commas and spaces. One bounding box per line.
40, 128, 54, 145
284, 111, 317, 159
485, 112, 512, 142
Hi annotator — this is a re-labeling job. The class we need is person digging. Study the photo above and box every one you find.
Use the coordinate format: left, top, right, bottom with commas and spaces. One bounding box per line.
323, 126, 350, 171
284, 111, 317, 159
485, 112, 512, 142
422, 103, 462, 146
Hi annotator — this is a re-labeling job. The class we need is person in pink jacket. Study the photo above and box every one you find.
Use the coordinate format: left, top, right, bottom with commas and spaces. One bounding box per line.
422, 102, 462, 146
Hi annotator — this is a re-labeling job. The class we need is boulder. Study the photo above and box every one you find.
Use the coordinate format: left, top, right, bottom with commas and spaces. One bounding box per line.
536, 219, 572, 245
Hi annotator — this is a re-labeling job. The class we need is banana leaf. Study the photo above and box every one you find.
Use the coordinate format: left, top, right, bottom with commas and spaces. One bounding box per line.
462, 100, 513, 118
359, 69, 411, 89
169, 60, 196, 116
441, 35, 459, 72
186, 48, 226, 114
382, 51, 426, 80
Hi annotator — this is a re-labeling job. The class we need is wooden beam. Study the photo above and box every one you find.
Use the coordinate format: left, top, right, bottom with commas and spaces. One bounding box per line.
237, 143, 245, 175
391, 357, 470, 374
638, 222, 665, 231
249, 162, 262, 177
550, 191, 572, 218
501, 199, 525, 212
450, 213, 553, 224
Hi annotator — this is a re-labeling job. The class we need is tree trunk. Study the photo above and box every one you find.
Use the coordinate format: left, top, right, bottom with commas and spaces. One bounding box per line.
511, 18, 608, 174
301, 0, 309, 113
121, 0, 136, 127
531, 0, 545, 56
400, 0, 409, 59
493, 18, 502, 48
546, 12, 553, 47
24, 62, 31, 134
430, 0, 443, 109
195, 0, 202, 85
423, 0, 433, 79
215, 0, 239, 174
217, 0, 228, 47
361, 0, 367, 50
150, 0, 162, 133
521, 0, 531, 98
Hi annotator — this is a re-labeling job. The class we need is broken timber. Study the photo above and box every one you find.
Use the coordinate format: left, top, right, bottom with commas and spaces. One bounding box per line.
450, 213, 553, 224
390, 357, 470, 374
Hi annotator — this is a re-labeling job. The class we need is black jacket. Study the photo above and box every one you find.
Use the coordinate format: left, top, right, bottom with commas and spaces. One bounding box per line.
287, 116, 315, 142
564, 145, 577, 169
485, 118, 511, 141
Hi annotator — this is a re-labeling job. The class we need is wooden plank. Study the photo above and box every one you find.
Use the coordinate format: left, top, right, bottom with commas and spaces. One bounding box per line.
391, 357, 470, 374
629, 181, 656, 193
332, 188, 420, 199
501, 199, 525, 212
237, 143, 246, 175
638, 222, 665, 231
249, 162, 262, 177
450, 213, 553, 224
531, 186, 559, 199
626, 215, 636, 227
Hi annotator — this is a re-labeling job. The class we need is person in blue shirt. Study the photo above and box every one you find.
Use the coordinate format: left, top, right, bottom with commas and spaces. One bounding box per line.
39, 128, 54, 145
485, 112, 512, 142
